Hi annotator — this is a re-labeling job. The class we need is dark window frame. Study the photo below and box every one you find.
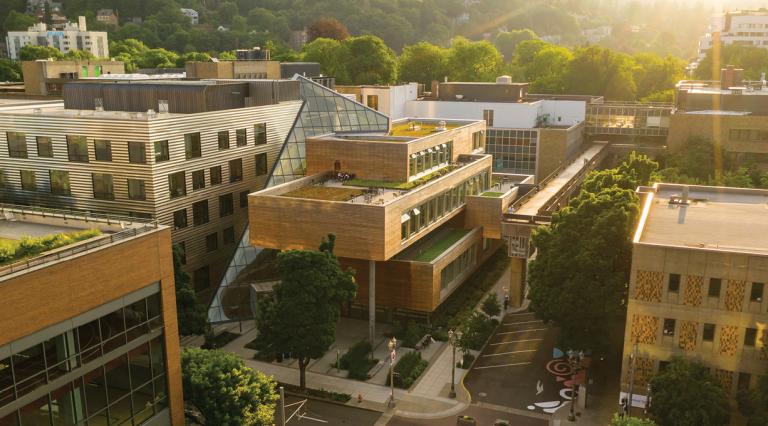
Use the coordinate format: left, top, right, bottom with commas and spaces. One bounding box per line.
127, 178, 146, 201
192, 170, 206, 191
168, 171, 186, 198
708, 278, 722, 298
668, 273, 681, 293
750, 282, 764, 302
255, 153, 268, 177
66, 135, 89, 162
36, 136, 53, 158
154, 140, 170, 163
240, 190, 249, 208
229, 158, 243, 182
49, 170, 71, 196
205, 233, 218, 252
745, 328, 758, 347
219, 193, 234, 217
92, 173, 115, 200
236, 128, 247, 146
94, 139, 112, 161
223, 226, 235, 245
185, 133, 202, 159
173, 209, 188, 229
128, 141, 147, 164
254, 123, 267, 145
20, 170, 36, 191
192, 200, 209, 226
218, 131, 230, 150
7, 132, 28, 158
703, 323, 716, 342
210, 166, 222, 185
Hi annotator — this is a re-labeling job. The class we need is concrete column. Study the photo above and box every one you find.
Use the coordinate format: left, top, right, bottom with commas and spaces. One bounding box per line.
509, 257, 527, 307
369, 260, 376, 348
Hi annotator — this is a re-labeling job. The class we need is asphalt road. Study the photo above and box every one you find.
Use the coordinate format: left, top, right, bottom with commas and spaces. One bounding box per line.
279, 395, 382, 425
463, 311, 572, 416
387, 404, 547, 426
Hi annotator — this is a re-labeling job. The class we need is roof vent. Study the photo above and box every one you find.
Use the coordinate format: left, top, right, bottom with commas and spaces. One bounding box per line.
455, 94, 464, 100
94, 98, 103, 112
158, 100, 169, 114
496, 75, 513, 84
147, 109, 156, 119
436, 120, 447, 131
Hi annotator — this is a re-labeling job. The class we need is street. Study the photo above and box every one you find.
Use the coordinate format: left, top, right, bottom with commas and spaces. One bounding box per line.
387, 404, 548, 426
279, 395, 382, 425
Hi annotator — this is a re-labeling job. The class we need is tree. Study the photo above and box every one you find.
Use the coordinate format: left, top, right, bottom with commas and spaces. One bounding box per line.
176, 52, 212, 67
64, 49, 96, 60
3, 10, 36, 32
19, 45, 64, 61
524, 45, 572, 93
737, 374, 768, 426
0, 59, 21, 82
181, 348, 278, 426
307, 17, 350, 41
648, 357, 730, 426
253, 235, 356, 389
529, 187, 639, 351
495, 29, 537, 61
481, 293, 501, 317
564, 46, 637, 100
632, 53, 684, 100
302, 37, 350, 83
610, 414, 657, 426
344, 35, 397, 85
172, 245, 207, 336
446, 36, 503, 82
696, 45, 768, 81
398, 42, 448, 86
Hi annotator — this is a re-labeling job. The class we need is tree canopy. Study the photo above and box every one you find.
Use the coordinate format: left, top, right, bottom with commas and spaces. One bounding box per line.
737, 374, 768, 426
172, 245, 207, 336
648, 357, 731, 426
446, 36, 503, 82
307, 17, 350, 41
252, 234, 356, 389
181, 348, 278, 426
398, 42, 448, 86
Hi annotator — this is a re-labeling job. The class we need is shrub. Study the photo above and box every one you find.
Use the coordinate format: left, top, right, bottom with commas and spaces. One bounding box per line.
338, 340, 372, 369
482, 293, 501, 317
395, 320, 427, 348
1, 229, 101, 265
387, 351, 428, 389
279, 383, 352, 403
459, 352, 475, 368
337, 340, 376, 380
459, 312, 495, 351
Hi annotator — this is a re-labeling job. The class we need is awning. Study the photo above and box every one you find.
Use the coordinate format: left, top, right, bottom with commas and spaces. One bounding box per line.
441, 143, 447, 148
401, 213, 411, 223
413, 208, 421, 215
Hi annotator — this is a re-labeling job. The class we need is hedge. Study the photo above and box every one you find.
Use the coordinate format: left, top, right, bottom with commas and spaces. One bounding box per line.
337, 341, 376, 380
0, 229, 101, 265
387, 351, 428, 389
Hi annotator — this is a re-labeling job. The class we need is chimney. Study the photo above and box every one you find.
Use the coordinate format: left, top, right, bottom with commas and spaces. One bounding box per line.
720, 64, 744, 88
431, 80, 439, 99
78, 16, 87, 31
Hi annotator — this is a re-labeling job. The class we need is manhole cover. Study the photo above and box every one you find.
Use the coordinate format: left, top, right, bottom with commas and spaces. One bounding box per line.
478, 392, 487, 398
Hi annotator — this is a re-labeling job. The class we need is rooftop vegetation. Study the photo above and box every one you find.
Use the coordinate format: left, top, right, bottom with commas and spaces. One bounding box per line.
0, 229, 102, 266
389, 121, 461, 137
344, 165, 458, 191
409, 229, 470, 262
481, 192, 505, 198
282, 186, 363, 202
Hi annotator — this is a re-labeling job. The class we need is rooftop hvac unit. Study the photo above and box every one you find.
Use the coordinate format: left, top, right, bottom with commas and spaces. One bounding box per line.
94, 97, 103, 112
158, 100, 169, 113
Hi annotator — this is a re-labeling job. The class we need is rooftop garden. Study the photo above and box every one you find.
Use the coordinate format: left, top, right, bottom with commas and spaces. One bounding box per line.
344, 165, 458, 191
389, 121, 461, 137
282, 186, 364, 202
405, 228, 470, 262
480, 191, 505, 198
0, 229, 102, 266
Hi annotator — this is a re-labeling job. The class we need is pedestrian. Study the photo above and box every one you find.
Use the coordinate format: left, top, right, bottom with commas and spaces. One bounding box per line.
504, 293, 509, 311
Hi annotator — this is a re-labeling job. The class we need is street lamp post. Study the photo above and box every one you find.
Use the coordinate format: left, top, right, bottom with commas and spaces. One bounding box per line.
567, 350, 584, 422
388, 337, 397, 408
448, 328, 462, 398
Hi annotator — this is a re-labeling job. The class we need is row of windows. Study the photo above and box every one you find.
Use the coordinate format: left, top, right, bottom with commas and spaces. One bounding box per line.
168, 154, 267, 199
400, 171, 489, 241
172, 191, 250, 230
440, 243, 479, 290
4, 124, 267, 164
205, 226, 237, 253
408, 142, 453, 177
660, 318, 762, 348
728, 128, 768, 142
15, 170, 147, 201
666, 273, 764, 303
486, 129, 537, 174
0, 337, 168, 426
0, 293, 163, 409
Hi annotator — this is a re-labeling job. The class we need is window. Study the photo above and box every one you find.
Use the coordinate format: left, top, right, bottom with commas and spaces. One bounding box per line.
240, 190, 249, 208
750, 282, 764, 302
472, 131, 483, 150
192, 170, 205, 190
127, 179, 146, 200
20, 170, 36, 191
662, 318, 676, 336
173, 209, 187, 229
49, 170, 71, 195
94, 140, 112, 161
192, 200, 209, 226
210, 166, 222, 185
229, 158, 243, 182
236, 128, 247, 146
708, 278, 722, 297
66, 135, 88, 162
218, 131, 230, 150
667, 273, 680, 293
255, 153, 268, 176
483, 109, 494, 126
254, 123, 267, 145
745, 328, 758, 346
92, 173, 114, 200
7, 132, 27, 158
219, 193, 234, 217
185, 133, 201, 159
128, 142, 146, 164
366, 95, 379, 111
36, 136, 53, 157
703, 323, 715, 342
154, 140, 169, 162
193, 266, 210, 291
223, 226, 235, 245
168, 171, 186, 198
205, 233, 218, 252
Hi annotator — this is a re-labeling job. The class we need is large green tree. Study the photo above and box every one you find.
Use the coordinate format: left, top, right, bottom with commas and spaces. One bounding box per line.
181, 348, 278, 426
253, 235, 356, 389
564, 46, 637, 100
172, 245, 207, 336
0, 59, 21, 82
495, 29, 537, 62
649, 357, 730, 426
301, 37, 350, 83
3, 10, 36, 32
307, 17, 350, 41
19, 45, 64, 61
737, 374, 768, 426
398, 42, 448, 86
632, 53, 685, 100
696, 45, 768, 81
446, 36, 503, 82
344, 35, 397, 85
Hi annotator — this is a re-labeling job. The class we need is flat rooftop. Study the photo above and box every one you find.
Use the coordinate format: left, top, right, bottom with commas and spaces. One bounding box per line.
635, 184, 768, 255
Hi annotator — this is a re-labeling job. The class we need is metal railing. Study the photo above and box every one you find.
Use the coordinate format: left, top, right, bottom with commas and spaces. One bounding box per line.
0, 204, 159, 278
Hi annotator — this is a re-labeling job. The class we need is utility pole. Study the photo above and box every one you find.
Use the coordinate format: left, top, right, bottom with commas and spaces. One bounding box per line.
627, 340, 638, 418
279, 386, 286, 426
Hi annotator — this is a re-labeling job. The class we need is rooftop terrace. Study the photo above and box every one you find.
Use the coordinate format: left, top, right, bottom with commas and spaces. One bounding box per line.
636, 184, 768, 255
389, 121, 462, 137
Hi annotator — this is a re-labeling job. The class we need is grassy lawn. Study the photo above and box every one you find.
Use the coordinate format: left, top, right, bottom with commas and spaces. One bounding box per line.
390, 121, 460, 137
282, 186, 363, 201
413, 229, 470, 262
481, 192, 504, 197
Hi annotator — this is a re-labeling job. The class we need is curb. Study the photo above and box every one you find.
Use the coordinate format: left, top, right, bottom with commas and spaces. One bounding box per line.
283, 390, 385, 414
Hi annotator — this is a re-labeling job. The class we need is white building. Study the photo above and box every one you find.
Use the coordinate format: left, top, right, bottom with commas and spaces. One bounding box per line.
180, 8, 199, 25
5, 17, 108, 60
697, 10, 768, 62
